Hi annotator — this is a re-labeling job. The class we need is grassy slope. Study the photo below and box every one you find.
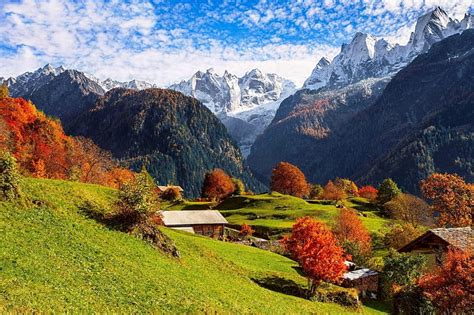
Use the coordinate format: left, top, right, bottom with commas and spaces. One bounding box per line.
0, 178, 388, 314
164, 193, 390, 239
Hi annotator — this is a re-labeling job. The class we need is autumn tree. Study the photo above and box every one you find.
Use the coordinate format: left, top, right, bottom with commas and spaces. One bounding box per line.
232, 177, 245, 195
270, 162, 310, 198
0, 83, 9, 98
281, 217, 347, 293
239, 223, 254, 238
420, 173, 473, 227
322, 180, 346, 200
309, 184, 323, 199
376, 178, 401, 205
333, 208, 371, 260
418, 248, 474, 313
382, 249, 426, 298
334, 178, 359, 197
201, 168, 235, 200
358, 185, 378, 200
115, 168, 159, 227
0, 152, 21, 200
384, 223, 424, 250
385, 193, 432, 227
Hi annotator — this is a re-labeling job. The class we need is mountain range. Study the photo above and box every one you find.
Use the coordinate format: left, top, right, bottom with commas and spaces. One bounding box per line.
303, 7, 473, 90
169, 68, 296, 156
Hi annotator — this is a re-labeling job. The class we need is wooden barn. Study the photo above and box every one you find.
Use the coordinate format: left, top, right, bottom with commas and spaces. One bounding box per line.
341, 261, 379, 298
398, 227, 473, 265
161, 210, 227, 238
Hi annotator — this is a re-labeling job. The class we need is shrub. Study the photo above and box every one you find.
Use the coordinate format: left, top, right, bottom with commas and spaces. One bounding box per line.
381, 249, 426, 299
309, 184, 323, 199
115, 168, 160, 228
393, 286, 435, 315
239, 223, 254, 238
161, 187, 182, 201
232, 177, 245, 195
0, 152, 21, 200
311, 284, 360, 308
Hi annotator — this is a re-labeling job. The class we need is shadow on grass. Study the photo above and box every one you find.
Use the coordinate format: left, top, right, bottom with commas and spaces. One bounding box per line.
252, 276, 310, 299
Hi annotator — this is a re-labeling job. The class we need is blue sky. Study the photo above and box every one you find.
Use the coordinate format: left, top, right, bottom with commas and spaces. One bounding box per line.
0, 0, 472, 86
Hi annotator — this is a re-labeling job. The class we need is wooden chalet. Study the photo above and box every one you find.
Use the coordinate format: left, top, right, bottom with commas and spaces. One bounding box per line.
341, 261, 379, 298
156, 185, 184, 194
398, 227, 473, 265
161, 210, 227, 238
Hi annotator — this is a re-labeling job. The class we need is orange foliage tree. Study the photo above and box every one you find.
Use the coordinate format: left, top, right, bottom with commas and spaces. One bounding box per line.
420, 173, 473, 227
270, 162, 310, 198
0, 97, 133, 188
239, 223, 254, 238
358, 185, 378, 200
333, 208, 371, 255
322, 180, 346, 200
201, 168, 235, 200
419, 248, 474, 313
281, 217, 347, 293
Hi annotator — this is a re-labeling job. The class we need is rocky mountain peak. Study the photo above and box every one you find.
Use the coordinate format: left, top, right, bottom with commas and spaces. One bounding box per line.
303, 7, 473, 91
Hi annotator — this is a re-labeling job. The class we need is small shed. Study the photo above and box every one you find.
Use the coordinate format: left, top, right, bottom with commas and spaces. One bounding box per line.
398, 227, 473, 265
341, 262, 379, 298
161, 210, 227, 238
157, 185, 184, 193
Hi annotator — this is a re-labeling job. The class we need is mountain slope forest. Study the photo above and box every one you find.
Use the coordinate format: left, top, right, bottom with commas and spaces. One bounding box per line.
68, 88, 265, 197
249, 30, 474, 192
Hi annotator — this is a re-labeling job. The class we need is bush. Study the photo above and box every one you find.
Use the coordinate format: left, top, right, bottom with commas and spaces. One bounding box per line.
161, 187, 182, 201
311, 284, 360, 308
393, 286, 435, 315
114, 168, 159, 228
309, 184, 323, 199
232, 177, 245, 195
0, 152, 21, 200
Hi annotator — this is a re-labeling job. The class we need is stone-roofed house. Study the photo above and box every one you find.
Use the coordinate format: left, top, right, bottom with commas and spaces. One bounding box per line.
161, 210, 227, 238
157, 185, 184, 193
398, 227, 473, 265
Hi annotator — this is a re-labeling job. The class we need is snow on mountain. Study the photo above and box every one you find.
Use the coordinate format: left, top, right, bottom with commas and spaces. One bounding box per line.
169, 68, 296, 157
3, 65, 157, 98
304, 7, 473, 90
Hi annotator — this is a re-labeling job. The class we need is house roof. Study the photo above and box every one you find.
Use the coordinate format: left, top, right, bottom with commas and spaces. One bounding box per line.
399, 227, 473, 252
161, 210, 228, 226
343, 268, 378, 281
157, 185, 184, 192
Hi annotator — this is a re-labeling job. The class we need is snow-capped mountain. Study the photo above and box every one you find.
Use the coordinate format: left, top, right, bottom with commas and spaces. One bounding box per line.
2, 64, 156, 98
169, 68, 296, 114
169, 68, 296, 156
304, 7, 473, 90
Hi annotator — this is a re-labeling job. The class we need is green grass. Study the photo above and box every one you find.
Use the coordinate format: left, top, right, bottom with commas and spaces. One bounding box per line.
215, 193, 390, 239
0, 178, 388, 313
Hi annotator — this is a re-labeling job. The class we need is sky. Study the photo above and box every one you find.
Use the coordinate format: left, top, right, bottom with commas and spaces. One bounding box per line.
0, 0, 472, 87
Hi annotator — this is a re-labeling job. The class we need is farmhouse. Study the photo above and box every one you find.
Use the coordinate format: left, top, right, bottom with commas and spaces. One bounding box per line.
161, 210, 227, 238
156, 185, 184, 193
398, 227, 473, 265
341, 261, 379, 298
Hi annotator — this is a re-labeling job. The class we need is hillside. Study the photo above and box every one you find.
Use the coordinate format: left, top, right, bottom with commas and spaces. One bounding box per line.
249, 30, 474, 192
0, 178, 387, 313
164, 193, 390, 239
67, 88, 265, 197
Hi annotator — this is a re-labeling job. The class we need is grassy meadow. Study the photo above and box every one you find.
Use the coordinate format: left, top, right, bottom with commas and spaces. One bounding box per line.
0, 178, 390, 313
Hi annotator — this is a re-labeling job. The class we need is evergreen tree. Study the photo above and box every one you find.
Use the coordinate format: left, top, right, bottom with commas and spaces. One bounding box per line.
0, 83, 9, 98
377, 178, 401, 205
0, 152, 21, 200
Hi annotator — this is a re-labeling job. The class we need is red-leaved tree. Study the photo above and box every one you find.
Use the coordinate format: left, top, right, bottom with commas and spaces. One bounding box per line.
281, 217, 347, 293
333, 208, 371, 255
420, 173, 473, 227
270, 161, 310, 198
358, 185, 378, 200
201, 168, 235, 200
419, 248, 474, 313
